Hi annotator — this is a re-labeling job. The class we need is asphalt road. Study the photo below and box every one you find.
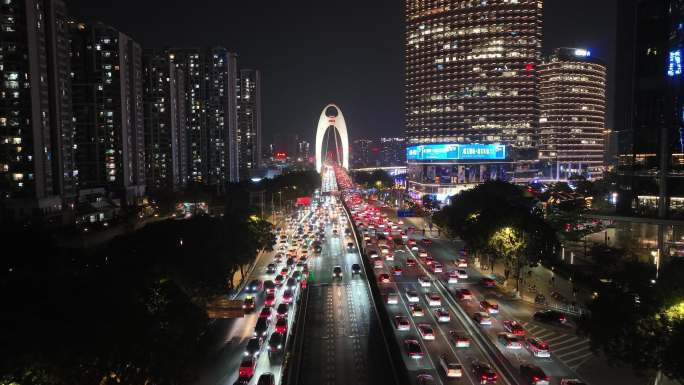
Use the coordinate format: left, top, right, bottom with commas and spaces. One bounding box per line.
298, 196, 395, 385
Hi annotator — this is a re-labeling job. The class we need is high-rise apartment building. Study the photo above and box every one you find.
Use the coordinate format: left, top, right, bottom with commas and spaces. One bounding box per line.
237, 69, 262, 179
297, 140, 311, 161
69, 21, 145, 205
379, 137, 406, 166
169, 48, 238, 184
539, 48, 607, 180
405, 0, 542, 201
142, 49, 188, 191
0, 0, 74, 220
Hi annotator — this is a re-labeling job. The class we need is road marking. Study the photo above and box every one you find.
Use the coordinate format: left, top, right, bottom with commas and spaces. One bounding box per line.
545, 333, 571, 344
562, 350, 594, 364
533, 329, 558, 340
553, 339, 590, 354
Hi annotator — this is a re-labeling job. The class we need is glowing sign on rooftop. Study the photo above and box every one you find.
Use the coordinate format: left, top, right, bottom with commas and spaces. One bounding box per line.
406, 144, 506, 161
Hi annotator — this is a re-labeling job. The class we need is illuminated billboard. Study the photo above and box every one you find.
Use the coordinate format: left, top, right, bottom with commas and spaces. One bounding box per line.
406, 144, 506, 161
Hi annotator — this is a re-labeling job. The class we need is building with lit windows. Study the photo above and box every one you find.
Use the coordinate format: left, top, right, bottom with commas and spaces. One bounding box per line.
379, 137, 406, 166
352, 139, 376, 168
142, 49, 188, 191
538, 48, 606, 180
405, 0, 543, 201
69, 21, 145, 205
237, 69, 262, 180
297, 140, 311, 161
0, 0, 73, 221
169, 48, 239, 184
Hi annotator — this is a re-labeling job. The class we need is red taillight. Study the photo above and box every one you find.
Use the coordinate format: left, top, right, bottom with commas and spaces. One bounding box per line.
533, 376, 539, 381
481, 375, 487, 379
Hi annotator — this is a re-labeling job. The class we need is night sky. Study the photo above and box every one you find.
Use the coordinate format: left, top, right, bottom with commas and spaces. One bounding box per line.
66, 0, 617, 144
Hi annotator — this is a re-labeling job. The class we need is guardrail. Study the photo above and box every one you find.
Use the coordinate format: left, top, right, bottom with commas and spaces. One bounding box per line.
341, 198, 405, 385
282, 284, 309, 385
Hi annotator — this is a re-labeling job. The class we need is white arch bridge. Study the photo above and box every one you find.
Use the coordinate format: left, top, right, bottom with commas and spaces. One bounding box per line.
315, 103, 349, 193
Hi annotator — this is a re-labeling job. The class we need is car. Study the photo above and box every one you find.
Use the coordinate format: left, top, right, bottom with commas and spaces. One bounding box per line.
387, 292, 399, 304
498, 332, 523, 349
392, 265, 403, 275
238, 356, 257, 379
481, 277, 497, 287
534, 310, 568, 325
432, 262, 443, 273
456, 288, 473, 300
292, 270, 302, 281
434, 308, 450, 323
242, 296, 256, 312
254, 317, 269, 337
406, 289, 420, 303
448, 271, 459, 284
373, 259, 384, 269
263, 280, 276, 294
259, 307, 273, 320
480, 300, 499, 315
417, 323, 435, 340
526, 337, 551, 358
473, 312, 493, 325
425, 292, 442, 307
503, 320, 526, 336
369, 251, 379, 258
418, 275, 431, 287
282, 289, 294, 304
275, 275, 286, 287
268, 332, 285, 356
456, 258, 468, 268
244, 337, 263, 357
439, 354, 463, 378
560, 379, 586, 385
455, 269, 468, 279
351, 263, 362, 274
276, 303, 289, 318
404, 338, 424, 359
332, 266, 343, 278
257, 372, 276, 385
267, 264, 277, 274
275, 317, 288, 334
378, 273, 391, 283
448, 331, 471, 348
418, 249, 428, 258
406, 258, 416, 267
264, 293, 276, 307
520, 363, 549, 385
285, 276, 297, 289
394, 315, 411, 331
410, 304, 425, 317
420, 238, 433, 245
417, 373, 435, 385
472, 360, 498, 384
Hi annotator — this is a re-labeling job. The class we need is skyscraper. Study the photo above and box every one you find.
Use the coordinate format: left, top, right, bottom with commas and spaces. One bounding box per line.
0, 0, 74, 221
169, 48, 239, 185
405, 0, 543, 177
142, 49, 188, 191
352, 139, 374, 168
69, 21, 145, 205
405, 0, 542, 201
379, 137, 406, 166
539, 48, 607, 180
237, 69, 262, 179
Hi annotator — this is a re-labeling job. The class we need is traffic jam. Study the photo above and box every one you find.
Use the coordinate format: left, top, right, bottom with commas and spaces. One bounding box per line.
232, 206, 318, 385
341, 188, 585, 385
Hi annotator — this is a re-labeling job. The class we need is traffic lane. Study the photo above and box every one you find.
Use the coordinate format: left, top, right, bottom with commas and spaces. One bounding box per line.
405, 245, 578, 385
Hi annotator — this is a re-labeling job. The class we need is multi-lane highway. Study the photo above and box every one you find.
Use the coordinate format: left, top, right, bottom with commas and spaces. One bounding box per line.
297, 194, 395, 385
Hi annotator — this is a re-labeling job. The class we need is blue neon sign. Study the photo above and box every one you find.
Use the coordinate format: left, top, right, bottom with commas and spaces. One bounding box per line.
668, 49, 682, 77
406, 144, 506, 161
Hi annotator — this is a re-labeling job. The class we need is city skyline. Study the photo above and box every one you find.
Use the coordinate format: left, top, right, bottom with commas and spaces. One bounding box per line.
65, 0, 618, 143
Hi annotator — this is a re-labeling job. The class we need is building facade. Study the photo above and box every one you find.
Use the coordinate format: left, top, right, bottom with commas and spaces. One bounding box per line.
379, 137, 406, 166
69, 21, 145, 205
169, 48, 238, 185
142, 49, 187, 191
351, 138, 375, 168
0, 0, 73, 220
539, 48, 607, 180
405, 0, 543, 201
237, 69, 262, 179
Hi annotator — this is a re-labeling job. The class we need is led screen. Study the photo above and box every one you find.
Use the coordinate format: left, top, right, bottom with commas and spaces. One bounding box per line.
406, 144, 506, 161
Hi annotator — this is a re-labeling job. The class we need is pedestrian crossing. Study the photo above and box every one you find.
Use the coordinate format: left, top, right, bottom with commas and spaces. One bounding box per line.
521, 321, 594, 371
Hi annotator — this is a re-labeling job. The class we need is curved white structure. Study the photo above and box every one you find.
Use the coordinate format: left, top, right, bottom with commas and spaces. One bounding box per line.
315, 103, 349, 173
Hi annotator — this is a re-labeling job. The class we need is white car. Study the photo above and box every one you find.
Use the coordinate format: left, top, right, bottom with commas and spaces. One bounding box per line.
425, 293, 442, 307
418, 250, 428, 258
418, 276, 431, 288
387, 292, 399, 304
417, 324, 435, 340
411, 245, 419, 251
385, 253, 394, 261
473, 312, 493, 325
455, 258, 468, 268
432, 263, 443, 273
448, 272, 459, 284
455, 269, 468, 279
406, 289, 420, 303
394, 316, 411, 331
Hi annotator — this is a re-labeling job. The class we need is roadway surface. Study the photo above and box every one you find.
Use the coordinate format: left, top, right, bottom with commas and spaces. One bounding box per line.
195, 210, 309, 385
298, 195, 395, 385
